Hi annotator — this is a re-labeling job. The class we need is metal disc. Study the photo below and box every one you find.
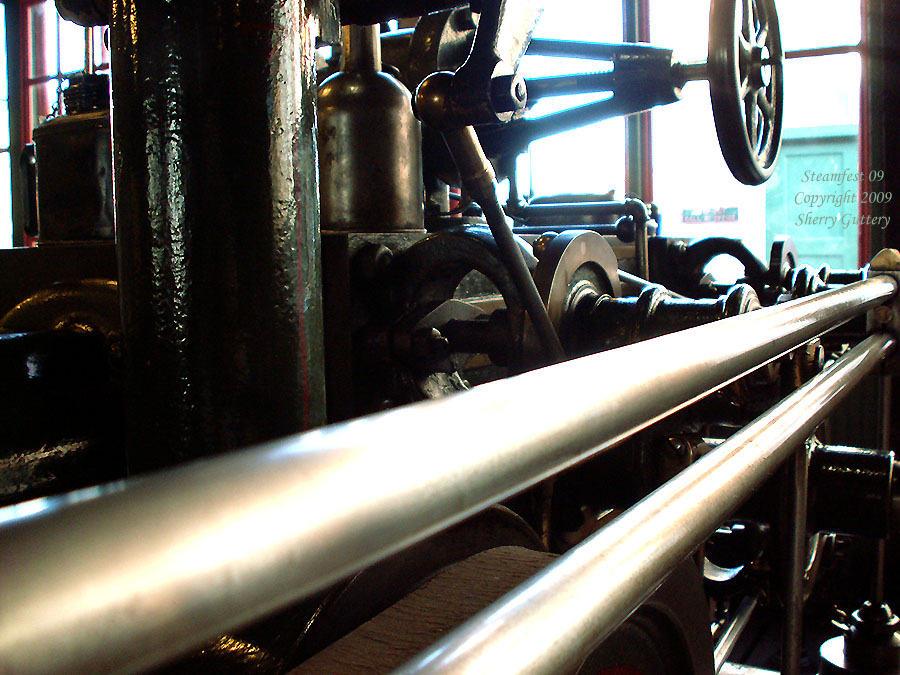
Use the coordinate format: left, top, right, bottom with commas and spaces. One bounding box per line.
708, 0, 784, 185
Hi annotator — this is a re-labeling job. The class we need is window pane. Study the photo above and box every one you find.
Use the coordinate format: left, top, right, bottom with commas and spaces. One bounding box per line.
27, 2, 58, 79
764, 53, 860, 270
0, 11, 7, 100
59, 17, 87, 75
649, 0, 709, 63
28, 80, 59, 139
525, 115, 626, 198
531, 1, 622, 43
783, 53, 860, 129
651, 0, 862, 279
92, 26, 110, 72
516, 2, 627, 200
652, 80, 769, 269
779, 0, 861, 51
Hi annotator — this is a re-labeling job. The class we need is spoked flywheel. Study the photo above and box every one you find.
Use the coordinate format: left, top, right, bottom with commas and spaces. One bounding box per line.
709, 0, 784, 185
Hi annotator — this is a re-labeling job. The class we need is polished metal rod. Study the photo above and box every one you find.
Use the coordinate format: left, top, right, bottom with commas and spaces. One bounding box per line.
0, 279, 894, 673
781, 444, 809, 675
714, 595, 759, 672
396, 333, 895, 674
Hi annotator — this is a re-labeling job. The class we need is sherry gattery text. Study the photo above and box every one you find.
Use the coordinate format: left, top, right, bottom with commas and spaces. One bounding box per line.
796, 212, 890, 229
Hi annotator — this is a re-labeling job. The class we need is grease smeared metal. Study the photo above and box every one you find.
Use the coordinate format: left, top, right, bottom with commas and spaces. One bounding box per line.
0, 438, 124, 507
111, 0, 326, 473
0, 328, 124, 504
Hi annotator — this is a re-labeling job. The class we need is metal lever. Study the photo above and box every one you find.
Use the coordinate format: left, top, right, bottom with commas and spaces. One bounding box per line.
440, 0, 544, 126
416, 72, 564, 362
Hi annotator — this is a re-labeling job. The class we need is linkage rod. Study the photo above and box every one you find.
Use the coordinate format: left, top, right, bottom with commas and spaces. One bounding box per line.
396, 333, 895, 674
0, 278, 895, 673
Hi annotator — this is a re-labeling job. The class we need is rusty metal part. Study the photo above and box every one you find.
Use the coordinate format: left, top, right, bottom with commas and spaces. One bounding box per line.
110, 0, 327, 472
318, 25, 424, 232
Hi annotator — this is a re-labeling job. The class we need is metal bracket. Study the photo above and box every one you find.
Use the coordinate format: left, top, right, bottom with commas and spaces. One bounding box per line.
446, 0, 544, 126
867, 248, 900, 374
867, 249, 900, 334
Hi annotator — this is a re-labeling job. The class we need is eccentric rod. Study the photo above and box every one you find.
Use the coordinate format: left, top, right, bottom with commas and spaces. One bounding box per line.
0, 277, 895, 673
396, 333, 896, 674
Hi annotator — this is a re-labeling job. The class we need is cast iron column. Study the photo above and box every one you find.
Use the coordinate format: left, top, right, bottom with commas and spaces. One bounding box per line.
111, 0, 327, 472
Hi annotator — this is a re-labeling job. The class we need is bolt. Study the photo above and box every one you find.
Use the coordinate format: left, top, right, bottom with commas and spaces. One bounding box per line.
802, 340, 825, 377
490, 74, 527, 114
514, 79, 527, 102
668, 437, 688, 458
876, 306, 894, 324
410, 327, 451, 366
353, 244, 393, 282
532, 232, 558, 260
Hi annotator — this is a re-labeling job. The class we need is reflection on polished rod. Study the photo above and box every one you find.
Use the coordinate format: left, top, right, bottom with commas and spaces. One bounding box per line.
714, 595, 760, 672
0, 278, 895, 674
396, 333, 896, 675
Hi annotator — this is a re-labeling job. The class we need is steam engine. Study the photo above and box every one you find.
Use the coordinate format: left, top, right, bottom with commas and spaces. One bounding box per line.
2, 1, 900, 674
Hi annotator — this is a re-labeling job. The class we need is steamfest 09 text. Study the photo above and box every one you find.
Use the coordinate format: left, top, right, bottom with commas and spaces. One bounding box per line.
794, 169, 891, 229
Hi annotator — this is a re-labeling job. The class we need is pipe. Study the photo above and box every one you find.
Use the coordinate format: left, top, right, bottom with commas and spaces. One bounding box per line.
440, 124, 566, 361
715, 595, 759, 672
780, 444, 809, 675
506, 198, 652, 279
343, 25, 381, 72
618, 270, 689, 299
0, 278, 894, 673
874, 371, 892, 606
396, 333, 895, 674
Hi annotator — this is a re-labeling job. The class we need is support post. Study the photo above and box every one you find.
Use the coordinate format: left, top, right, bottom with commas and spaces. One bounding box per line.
110, 0, 328, 472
